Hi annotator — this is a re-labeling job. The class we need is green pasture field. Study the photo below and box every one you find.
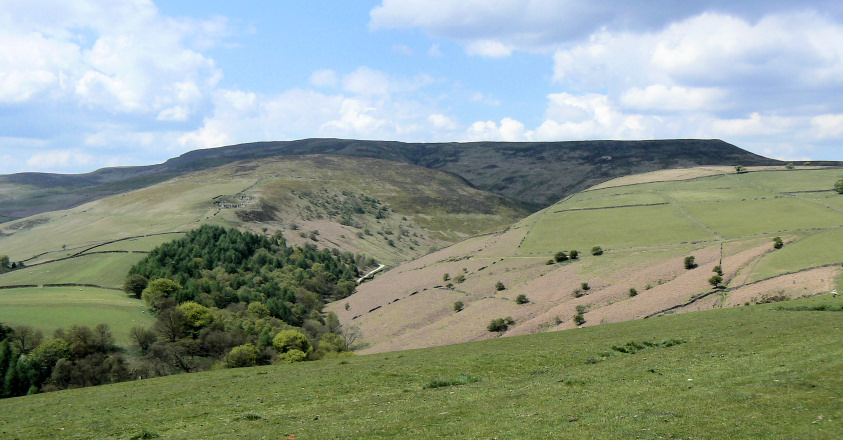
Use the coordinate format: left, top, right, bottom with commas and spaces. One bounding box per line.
561, 191, 668, 210
736, 169, 843, 193
745, 227, 843, 283
658, 186, 772, 203
797, 192, 843, 211
0, 295, 839, 439
520, 204, 715, 253
0, 286, 152, 345
680, 198, 843, 239
0, 253, 143, 288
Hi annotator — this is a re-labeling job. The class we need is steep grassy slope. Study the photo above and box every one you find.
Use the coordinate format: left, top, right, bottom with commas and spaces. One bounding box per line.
1, 296, 839, 439
0, 138, 788, 222
330, 167, 843, 353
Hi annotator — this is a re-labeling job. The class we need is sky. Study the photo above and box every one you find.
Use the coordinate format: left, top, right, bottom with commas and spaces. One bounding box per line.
1, 0, 842, 175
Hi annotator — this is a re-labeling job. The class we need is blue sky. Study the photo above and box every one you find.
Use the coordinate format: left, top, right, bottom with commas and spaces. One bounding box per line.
1, 1, 842, 174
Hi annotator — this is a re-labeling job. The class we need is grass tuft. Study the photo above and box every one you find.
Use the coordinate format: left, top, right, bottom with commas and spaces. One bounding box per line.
422, 373, 480, 389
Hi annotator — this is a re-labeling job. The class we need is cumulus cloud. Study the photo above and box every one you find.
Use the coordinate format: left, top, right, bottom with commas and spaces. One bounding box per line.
371, 1, 843, 51
0, 0, 222, 114
26, 149, 93, 170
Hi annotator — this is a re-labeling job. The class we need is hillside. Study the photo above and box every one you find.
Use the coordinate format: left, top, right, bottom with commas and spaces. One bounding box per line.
329, 166, 843, 353
1, 295, 840, 439
0, 155, 526, 340
0, 138, 787, 222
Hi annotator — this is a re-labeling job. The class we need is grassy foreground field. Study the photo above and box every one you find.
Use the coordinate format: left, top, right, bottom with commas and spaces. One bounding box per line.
0, 295, 839, 439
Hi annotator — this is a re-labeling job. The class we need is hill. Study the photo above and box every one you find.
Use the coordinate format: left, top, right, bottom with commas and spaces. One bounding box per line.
0, 138, 787, 222
329, 166, 843, 353
1, 295, 840, 438
0, 155, 527, 340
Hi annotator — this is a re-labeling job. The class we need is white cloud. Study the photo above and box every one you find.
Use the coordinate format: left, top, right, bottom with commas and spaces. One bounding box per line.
0, 0, 222, 115
620, 85, 726, 112
392, 44, 414, 56
26, 149, 93, 170
309, 69, 338, 87
465, 40, 512, 58
467, 117, 532, 142
428, 113, 458, 131
427, 44, 443, 57
811, 114, 843, 139
342, 67, 391, 96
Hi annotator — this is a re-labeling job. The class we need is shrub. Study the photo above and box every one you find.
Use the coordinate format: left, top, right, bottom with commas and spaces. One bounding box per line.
713, 265, 723, 276
836, 179, 843, 194
446, 283, 454, 290
785, 162, 795, 170
575, 305, 587, 314
628, 288, 638, 297
554, 251, 568, 262
684, 256, 697, 269
487, 317, 514, 332
573, 313, 585, 326
443, 273, 450, 281
546, 259, 555, 265
453, 300, 464, 312
279, 349, 308, 363
124, 274, 148, 298
572, 289, 584, 298
273, 330, 312, 354
454, 274, 466, 284
225, 343, 261, 368
581, 282, 590, 291
179, 301, 214, 330
495, 281, 506, 291
569, 250, 579, 260
735, 165, 746, 174
591, 246, 603, 256
709, 275, 723, 288
773, 236, 783, 249
515, 294, 529, 304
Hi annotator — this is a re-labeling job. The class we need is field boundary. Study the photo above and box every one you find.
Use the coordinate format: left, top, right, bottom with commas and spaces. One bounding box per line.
644, 262, 843, 318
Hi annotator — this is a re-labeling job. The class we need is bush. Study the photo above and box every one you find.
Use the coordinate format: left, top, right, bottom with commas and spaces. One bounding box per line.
591, 246, 603, 256
495, 281, 506, 291
487, 317, 514, 332
515, 294, 529, 304
573, 313, 585, 326
124, 274, 148, 298
443, 273, 450, 281
454, 274, 466, 284
581, 282, 590, 291
554, 251, 568, 262
225, 344, 261, 368
453, 300, 464, 312
836, 179, 843, 194
569, 250, 579, 260
279, 349, 308, 363
628, 288, 638, 297
709, 275, 723, 288
713, 265, 723, 276
575, 305, 587, 314
179, 301, 213, 330
684, 256, 697, 270
273, 330, 312, 354
572, 289, 585, 298
545, 259, 555, 265
773, 236, 783, 249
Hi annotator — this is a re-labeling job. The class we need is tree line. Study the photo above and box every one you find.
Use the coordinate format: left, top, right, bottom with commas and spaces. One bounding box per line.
1, 225, 370, 399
